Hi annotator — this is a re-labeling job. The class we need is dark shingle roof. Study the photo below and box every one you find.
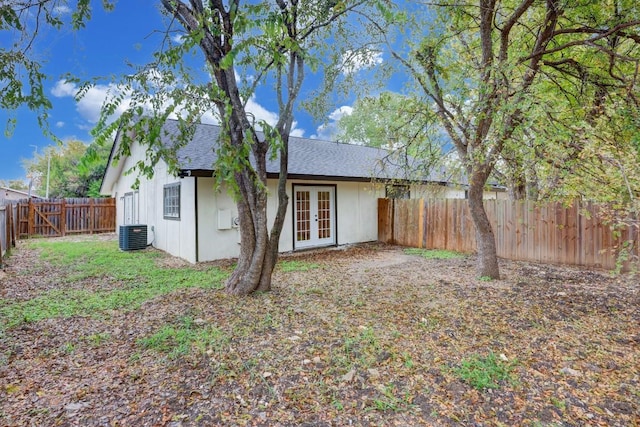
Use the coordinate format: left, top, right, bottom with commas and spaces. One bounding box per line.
163, 120, 447, 182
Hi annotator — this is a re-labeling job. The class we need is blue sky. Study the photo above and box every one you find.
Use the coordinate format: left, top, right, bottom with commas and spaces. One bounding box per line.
1, 2, 390, 183
1, 1, 166, 181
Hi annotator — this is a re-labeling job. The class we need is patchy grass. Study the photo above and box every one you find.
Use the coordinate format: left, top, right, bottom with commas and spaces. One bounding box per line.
278, 259, 321, 272
0, 239, 227, 329
453, 352, 518, 390
139, 315, 229, 360
0, 237, 638, 426
403, 247, 465, 259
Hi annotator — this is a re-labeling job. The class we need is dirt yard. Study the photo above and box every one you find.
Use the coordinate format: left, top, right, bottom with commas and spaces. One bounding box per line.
1, 235, 638, 426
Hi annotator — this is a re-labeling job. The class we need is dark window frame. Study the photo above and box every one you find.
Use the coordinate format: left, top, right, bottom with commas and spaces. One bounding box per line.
163, 182, 181, 220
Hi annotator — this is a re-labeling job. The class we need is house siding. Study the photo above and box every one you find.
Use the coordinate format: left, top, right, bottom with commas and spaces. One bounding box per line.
102, 126, 506, 264
194, 181, 500, 263
195, 178, 388, 262
195, 177, 238, 262
106, 151, 503, 264
148, 172, 197, 263
106, 142, 198, 263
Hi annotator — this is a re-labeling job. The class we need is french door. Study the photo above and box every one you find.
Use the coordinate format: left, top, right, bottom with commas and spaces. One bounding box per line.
293, 185, 336, 249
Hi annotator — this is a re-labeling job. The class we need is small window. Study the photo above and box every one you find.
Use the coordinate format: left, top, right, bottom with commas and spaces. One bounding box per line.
386, 184, 410, 199
163, 183, 180, 220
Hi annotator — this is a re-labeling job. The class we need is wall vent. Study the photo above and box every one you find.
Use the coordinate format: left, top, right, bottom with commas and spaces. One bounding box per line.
119, 224, 148, 251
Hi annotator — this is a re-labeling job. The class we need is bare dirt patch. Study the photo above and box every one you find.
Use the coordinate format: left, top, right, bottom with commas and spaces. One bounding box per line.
1, 236, 638, 426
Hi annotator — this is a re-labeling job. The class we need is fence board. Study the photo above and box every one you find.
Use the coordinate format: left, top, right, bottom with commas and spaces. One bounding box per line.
380, 198, 639, 271
8, 198, 115, 239
1, 205, 7, 265
2, 203, 19, 265
377, 198, 393, 244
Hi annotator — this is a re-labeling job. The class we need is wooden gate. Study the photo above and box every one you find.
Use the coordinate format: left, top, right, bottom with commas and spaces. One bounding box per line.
32, 200, 63, 237
16, 198, 115, 238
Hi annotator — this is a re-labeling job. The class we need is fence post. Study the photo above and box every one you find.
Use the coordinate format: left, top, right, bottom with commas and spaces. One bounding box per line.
60, 200, 66, 237
378, 198, 392, 244
28, 199, 34, 237
390, 198, 395, 245
15, 203, 21, 239
418, 199, 424, 248
5, 205, 10, 255
9, 203, 15, 248
90, 199, 95, 234
1, 206, 6, 266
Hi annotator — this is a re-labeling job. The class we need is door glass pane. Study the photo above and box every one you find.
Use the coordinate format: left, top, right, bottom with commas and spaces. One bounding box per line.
317, 191, 331, 239
296, 190, 310, 242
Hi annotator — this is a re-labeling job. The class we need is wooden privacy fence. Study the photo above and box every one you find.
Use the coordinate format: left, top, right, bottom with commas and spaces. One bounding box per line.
15, 198, 116, 238
1, 203, 17, 267
378, 198, 640, 270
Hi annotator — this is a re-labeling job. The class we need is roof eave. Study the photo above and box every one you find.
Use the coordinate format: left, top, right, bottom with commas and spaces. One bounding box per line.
99, 125, 127, 195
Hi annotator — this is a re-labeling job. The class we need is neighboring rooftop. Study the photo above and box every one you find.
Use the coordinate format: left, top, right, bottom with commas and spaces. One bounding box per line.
1, 186, 41, 202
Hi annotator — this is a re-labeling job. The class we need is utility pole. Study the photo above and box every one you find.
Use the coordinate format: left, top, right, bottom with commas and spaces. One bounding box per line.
45, 153, 50, 199
29, 145, 37, 199
28, 145, 51, 198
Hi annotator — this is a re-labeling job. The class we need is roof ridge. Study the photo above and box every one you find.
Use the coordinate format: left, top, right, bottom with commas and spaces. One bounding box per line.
164, 119, 392, 152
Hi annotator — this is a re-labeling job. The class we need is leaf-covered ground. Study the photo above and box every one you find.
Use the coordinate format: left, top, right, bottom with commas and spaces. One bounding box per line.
1, 235, 638, 426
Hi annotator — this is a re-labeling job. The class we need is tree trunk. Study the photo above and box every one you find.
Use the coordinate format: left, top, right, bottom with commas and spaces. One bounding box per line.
224, 174, 288, 296
225, 236, 278, 295
526, 165, 539, 200
468, 176, 500, 279
508, 179, 527, 200
223, 126, 290, 296
224, 174, 273, 295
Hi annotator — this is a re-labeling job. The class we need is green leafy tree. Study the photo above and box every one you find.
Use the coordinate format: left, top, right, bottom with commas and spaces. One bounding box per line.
93, 0, 382, 296
336, 92, 427, 148
22, 139, 109, 198
1, 1, 111, 136
383, 0, 640, 279
0, 179, 28, 191
519, 43, 640, 206
77, 141, 112, 197
336, 91, 459, 183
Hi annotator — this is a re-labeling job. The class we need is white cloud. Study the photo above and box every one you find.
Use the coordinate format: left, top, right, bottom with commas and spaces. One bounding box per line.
52, 79, 131, 124
341, 49, 383, 75
290, 126, 305, 137
329, 106, 353, 121
51, 79, 304, 136
171, 33, 185, 44
79, 84, 131, 123
51, 80, 76, 97
245, 96, 279, 127
141, 69, 176, 90
200, 107, 304, 138
311, 106, 353, 141
53, 5, 71, 15
55, 121, 65, 128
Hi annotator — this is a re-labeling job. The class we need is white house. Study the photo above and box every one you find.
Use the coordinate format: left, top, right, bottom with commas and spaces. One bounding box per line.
100, 120, 498, 263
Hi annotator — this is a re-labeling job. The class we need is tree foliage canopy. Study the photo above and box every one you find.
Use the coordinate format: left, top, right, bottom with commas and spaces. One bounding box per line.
379, 0, 640, 278
21, 139, 110, 198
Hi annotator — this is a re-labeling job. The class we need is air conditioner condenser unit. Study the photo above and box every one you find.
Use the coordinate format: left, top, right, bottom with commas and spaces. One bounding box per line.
119, 224, 148, 251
